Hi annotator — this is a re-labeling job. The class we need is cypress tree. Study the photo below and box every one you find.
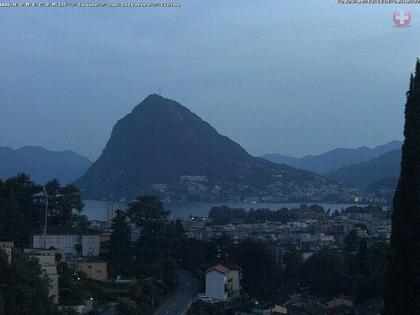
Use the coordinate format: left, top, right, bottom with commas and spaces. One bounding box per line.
357, 238, 368, 276
383, 60, 420, 314
109, 209, 133, 278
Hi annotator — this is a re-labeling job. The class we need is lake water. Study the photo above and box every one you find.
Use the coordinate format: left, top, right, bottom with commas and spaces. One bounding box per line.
82, 200, 363, 221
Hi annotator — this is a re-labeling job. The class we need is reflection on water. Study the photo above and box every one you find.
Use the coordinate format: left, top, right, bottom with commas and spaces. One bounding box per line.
82, 200, 364, 221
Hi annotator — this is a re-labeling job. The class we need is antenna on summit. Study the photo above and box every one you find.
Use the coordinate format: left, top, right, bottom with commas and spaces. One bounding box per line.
158, 86, 162, 96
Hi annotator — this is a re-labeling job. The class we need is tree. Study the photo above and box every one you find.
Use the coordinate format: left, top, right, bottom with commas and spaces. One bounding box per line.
115, 301, 143, 315
0, 249, 56, 315
128, 196, 170, 264
356, 238, 369, 276
282, 245, 302, 297
384, 60, 420, 314
128, 196, 179, 292
127, 196, 169, 229
44, 179, 84, 230
159, 256, 177, 288
0, 175, 87, 248
58, 263, 89, 305
109, 209, 133, 278
348, 238, 370, 303
300, 251, 348, 298
0, 174, 43, 247
230, 240, 281, 301
344, 229, 360, 254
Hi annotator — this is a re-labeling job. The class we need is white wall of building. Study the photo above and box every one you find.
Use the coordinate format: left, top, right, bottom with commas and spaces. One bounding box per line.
205, 271, 226, 301
33, 234, 80, 257
33, 234, 100, 258
81, 235, 100, 257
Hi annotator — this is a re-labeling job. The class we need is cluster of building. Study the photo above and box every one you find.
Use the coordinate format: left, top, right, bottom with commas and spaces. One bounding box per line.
31, 233, 108, 281
146, 175, 388, 204
184, 209, 390, 245
2, 232, 110, 312
189, 206, 388, 314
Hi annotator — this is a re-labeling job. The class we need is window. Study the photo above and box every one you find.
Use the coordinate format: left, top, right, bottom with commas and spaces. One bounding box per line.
96, 270, 102, 277
88, 237, 94, 244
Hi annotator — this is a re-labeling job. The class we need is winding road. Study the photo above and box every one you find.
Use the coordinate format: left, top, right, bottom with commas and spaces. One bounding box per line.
155, 270, 199, 315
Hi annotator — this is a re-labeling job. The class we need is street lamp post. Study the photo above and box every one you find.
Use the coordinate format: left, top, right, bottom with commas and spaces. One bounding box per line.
42, 186, 49, 249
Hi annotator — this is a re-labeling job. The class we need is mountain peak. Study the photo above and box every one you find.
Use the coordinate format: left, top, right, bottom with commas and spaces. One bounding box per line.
145, 93, 165, 100
137, 93, 167, 107
135, 94, 181, 109
130, 94, 193, 120
75, 95, 323, 200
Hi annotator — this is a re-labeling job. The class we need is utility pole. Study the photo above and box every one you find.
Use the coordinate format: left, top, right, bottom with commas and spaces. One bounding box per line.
42, 186, 49, 249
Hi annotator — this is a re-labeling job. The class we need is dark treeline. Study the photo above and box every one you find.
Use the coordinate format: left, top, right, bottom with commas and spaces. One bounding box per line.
0, 173, 88, 248
208, 204, 386, 225
108, 196, 186, 314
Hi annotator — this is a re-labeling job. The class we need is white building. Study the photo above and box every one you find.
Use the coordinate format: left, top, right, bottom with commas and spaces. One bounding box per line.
32, 234, 100, 258
205, 263, 240, 301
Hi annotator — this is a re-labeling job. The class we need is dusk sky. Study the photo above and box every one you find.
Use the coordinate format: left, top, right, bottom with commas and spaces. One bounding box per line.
1, 1, 420, 161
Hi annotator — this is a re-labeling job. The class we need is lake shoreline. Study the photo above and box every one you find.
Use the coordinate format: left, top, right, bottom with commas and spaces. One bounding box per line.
83, 200, 367, 221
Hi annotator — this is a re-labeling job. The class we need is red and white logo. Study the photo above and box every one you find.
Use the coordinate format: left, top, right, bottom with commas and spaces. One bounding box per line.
393, 10, 411, 28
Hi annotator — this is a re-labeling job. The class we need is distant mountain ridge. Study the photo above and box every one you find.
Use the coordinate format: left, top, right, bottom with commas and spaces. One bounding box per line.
262, 140, 402, 174
0, 146, 92, 184
326, 148, 401, 187
75, 94, 327, 200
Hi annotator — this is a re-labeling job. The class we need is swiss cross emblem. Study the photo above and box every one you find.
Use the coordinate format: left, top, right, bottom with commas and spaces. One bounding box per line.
393, 10, 411, 28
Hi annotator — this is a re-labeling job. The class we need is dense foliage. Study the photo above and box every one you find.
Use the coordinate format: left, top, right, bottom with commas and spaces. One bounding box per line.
208, 204, 385, 226
43, 179, 85, 231
0, 173, 86, 247
208, 204, 329, 225
58, 263, 90, 305
107, 195, 187, 311
384, 60, 420, 314
0, 174, 43, 247
108, 209, 134, 278
0, 249, 56, 315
